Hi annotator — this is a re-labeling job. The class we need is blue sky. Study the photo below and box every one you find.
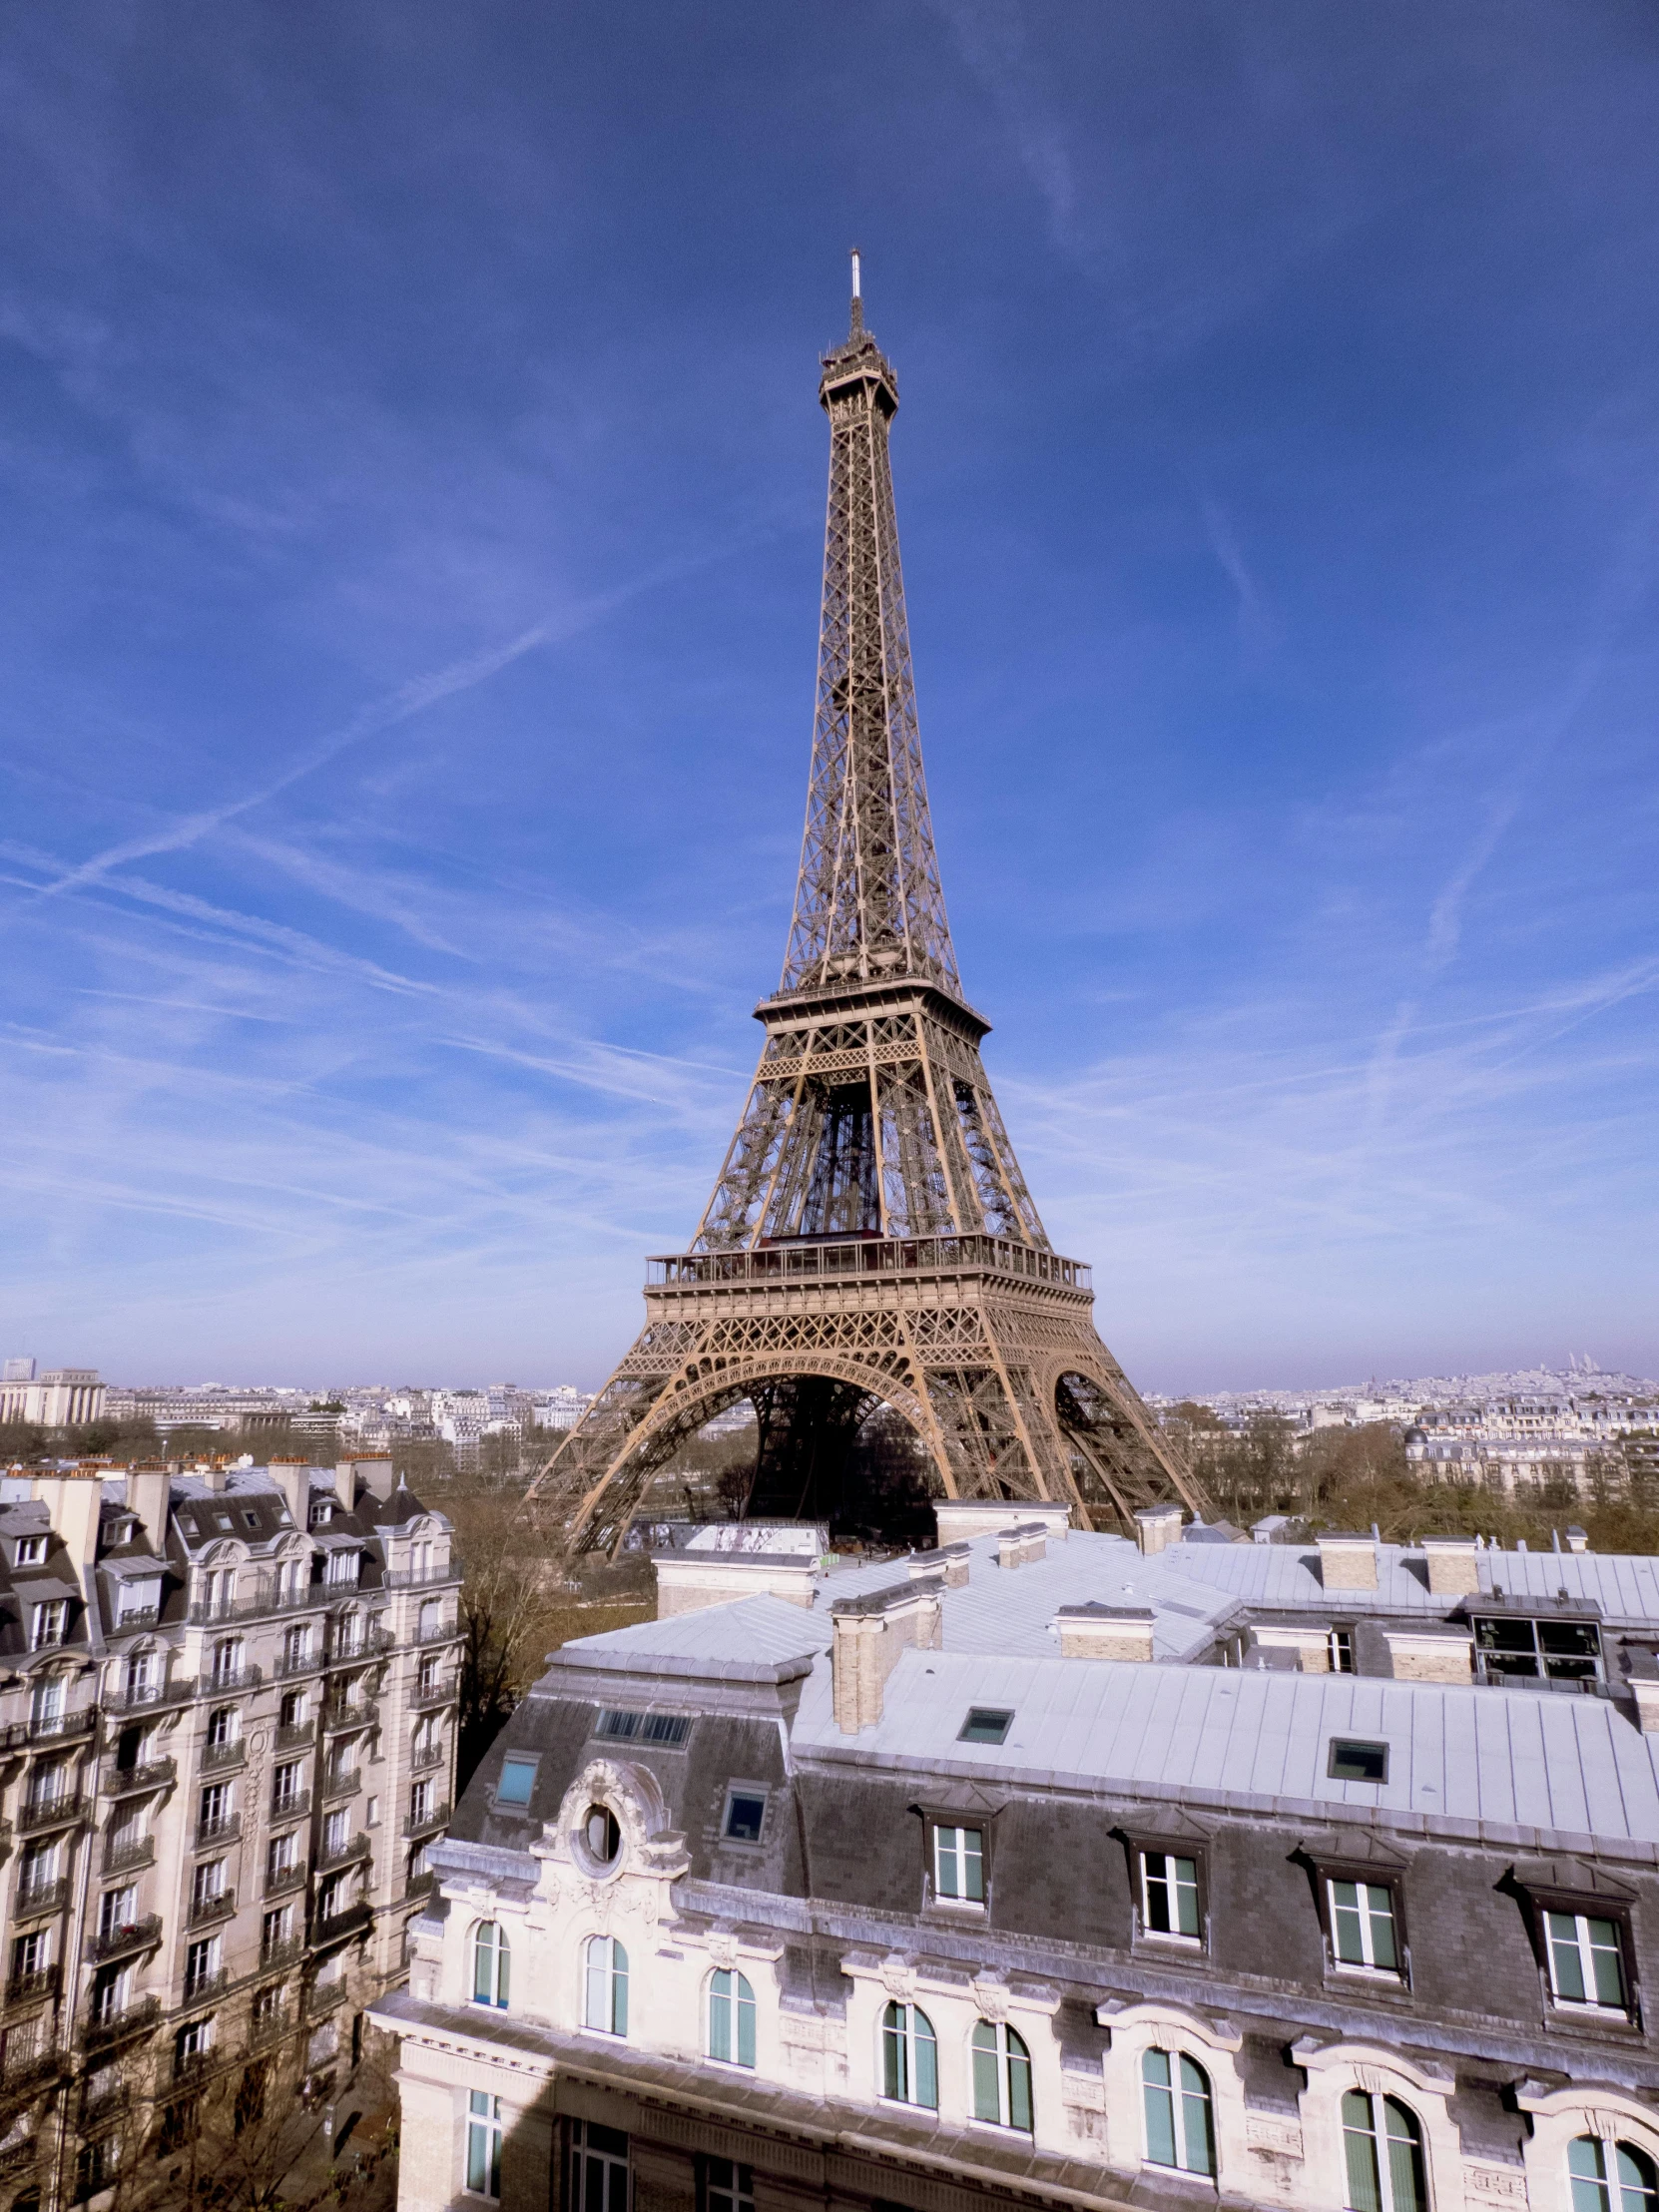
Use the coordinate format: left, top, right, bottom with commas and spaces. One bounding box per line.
2, 2, 1656, 1393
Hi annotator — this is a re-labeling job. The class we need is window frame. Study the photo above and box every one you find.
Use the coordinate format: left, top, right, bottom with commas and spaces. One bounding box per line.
1341, 2087, 1427, 2212
1568, 2132, 1659, 2212
1135, 1845, 1205, 1949
878, 2000, 939, 2111
1141, 2046, 1217, 2178
719, 1784, 769, 1847
582, 1934, 629, 2037
471, 1920, 510, 2011
1326, 1875, 1403, 1978
969, 2017, 1033, 2133
465, 2089, 504, 2201
706, 1966, 757, 2069
925, 1818, 987, 1911
1543, 1908, 1632, 2017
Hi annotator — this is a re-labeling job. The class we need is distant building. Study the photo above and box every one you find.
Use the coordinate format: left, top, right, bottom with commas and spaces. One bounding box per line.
3, 1358, 37, 1384
0, 1369, 106, 1428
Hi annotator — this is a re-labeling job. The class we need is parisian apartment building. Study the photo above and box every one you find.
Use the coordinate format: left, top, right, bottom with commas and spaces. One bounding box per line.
0, 1450, 461, 2211
376, 1499, 1659, 2212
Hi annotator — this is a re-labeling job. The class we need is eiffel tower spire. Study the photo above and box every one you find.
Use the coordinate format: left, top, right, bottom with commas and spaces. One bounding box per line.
782, 262, 958, 999
527, 269, 1207, 1559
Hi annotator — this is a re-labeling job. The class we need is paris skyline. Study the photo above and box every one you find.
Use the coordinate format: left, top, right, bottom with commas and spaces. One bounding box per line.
2, 3, 1656, 1394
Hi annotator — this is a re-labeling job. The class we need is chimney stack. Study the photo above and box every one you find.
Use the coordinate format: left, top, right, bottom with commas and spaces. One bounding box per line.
1317, 1532, 1379, 1591
1419, 1534, 1480, 1596
996, 1523, 1047, 1571
830, 1578, 943, 1733
32, 1470, 105, 1586
1565, 1525, 1590, 1554
908, 1542, 970, 1588
125, 1466, 173, 1556
1051, 1603, 1156, 1661
1134, 1502, 1185, 1556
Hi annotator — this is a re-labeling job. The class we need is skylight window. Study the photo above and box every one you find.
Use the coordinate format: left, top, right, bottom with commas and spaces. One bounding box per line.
595, 1709, 690, 1747
495, 1756, 539, 1807
1328, 1738, 1389, 1784
957, 1708, 1014, 1745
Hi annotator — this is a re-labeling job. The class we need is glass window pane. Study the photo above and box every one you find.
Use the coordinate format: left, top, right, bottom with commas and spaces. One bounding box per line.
1007, 2040, 1032, 2132
962, 1830, 984, 1902
1570, 2137, 1612, 2212
1344, 2108, 1382, 2212
914, 2013, 937, 2110
709, 1977, 731, 2063
971, 2024, 999, 2122
1616, 2142, 1658, 2212
881, 2007, 903, 2099
1548, 1915, 1588, 2000
1174, 1858, 1200, 1936
1367, 1888, 1397, 1971
1588, 1922, 1625, 2007
1143, 2074, 1177, 2168
1383, 2101, 1425, 2212
612, 1943, 628, 2037
737, 1978, 756, 2069
467, 2124, 489, 2196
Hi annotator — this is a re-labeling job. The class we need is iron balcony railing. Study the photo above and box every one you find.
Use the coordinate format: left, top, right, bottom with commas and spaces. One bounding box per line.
86, 1914, 163, 1965
305, 1977, 347, 2015
270, 1789, 310, 1825
19, 1791, 88, 1835
275, 1718, 315, 1751
402, 1870, 435, 1905
402, 1800, 450, 1839
103, 1756, 176, 1798
0, 1706, 100, 1751
1, 2045, 64, 2095
194, 1663, 263, 1697
320, 1770, 361, 1804
313, 1899, 372, 1942
275, 1647, 323, 1681
411, 1671, 457, 1709
414, 1618, 458, 1647
264, 1861, 307, 1900
187, 1581, 322, 1627
320, 1700, 378, 1735
14, 1877, 71, 1920
259, 1934, 304, 1972
410, 1743, 445, 1773
102, 1835, 155, 1876
380, 1561, 458, 1589
314, 1830, 371, 1872
81, 1993, 162, 2049
103, 1677, 195, 1717
201, 1738, 248, 1776
647, 1233, 1091, 1294
3, 1965, 60, 2011
182, 1966, 229, 2005
188, 1888, 236, 1930
193, 1812, 241, 1850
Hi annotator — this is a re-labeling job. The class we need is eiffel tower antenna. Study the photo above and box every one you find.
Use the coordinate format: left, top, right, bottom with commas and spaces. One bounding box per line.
527, 268, 1208, 1557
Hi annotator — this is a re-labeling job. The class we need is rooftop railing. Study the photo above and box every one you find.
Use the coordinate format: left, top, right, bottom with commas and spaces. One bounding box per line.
647, 1233, 1090, 1294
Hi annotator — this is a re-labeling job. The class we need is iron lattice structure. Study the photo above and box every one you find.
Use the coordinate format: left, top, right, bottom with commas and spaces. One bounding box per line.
527, 280, 1208, 1557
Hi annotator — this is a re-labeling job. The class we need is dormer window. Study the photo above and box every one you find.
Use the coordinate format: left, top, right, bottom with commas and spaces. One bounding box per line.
309, 1500, 334, 1528
325, 1550, 360, 1588
15, 1536, 46, 1567
30, 1600, 68, 1651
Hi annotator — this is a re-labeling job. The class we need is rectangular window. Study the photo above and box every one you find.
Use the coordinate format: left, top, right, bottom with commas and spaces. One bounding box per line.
722, 1789, 767, 1844
495, 1756, 538, 1806
1544, 1911, 1627, 2010
1329, 1879, 1399, 1972
200, 1783, 230, 1831
263, 1906, 293, 1954
570, 2119, 628, 2212
273, 1763, 302, 1812
957, 1708, 1014, 1745
99, 1886, 139, 1939
932, 1825, 984, 1904
1328, 1739, 1388, 1784
192, 1860, 226, 1909
704, 2158, 754, 2212
185, 1936, 221, 1996
1140, 1851, 1201, 1940
15, 1536, 46, 1566
268, 1834, 296, 1880
323, 1811, 348, 1856
1329, 1628, 1356, 1674
596, 1709, 690, 1747
30, 1600, 67, 1650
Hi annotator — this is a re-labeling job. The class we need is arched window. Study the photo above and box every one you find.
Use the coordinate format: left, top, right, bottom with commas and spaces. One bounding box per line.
1142, 2049, 1215, 2178
707, 1969, 756, 2068
880, 2002, 938, 2109
970, 2020, 1032, 2132
1571, 2136, 1659, 2212
583, 1936, 628, 2036
1343, 2089, 1426, 2212
470, 1921, 509, 2009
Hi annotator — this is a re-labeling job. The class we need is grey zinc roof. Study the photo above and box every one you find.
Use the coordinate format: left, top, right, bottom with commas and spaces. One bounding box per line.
543, 1594, 829, 1682
789, 1645, 1659, 1847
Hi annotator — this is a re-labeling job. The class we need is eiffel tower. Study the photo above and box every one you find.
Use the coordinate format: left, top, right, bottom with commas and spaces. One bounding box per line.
528, 262, 1208, 1559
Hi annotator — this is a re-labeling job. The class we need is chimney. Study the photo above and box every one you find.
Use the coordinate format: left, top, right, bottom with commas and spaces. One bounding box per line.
125, 1467, 173, 1556
199, 1460, 227, 1494
1382, 1625, 1474, 1684
1420, 1534, 1480, 1596
996, 1523, 1047, 1571
1051, 1603, 1155, 1661
908, 1543, 970, 1588
830, 1578, 943, 1733
932, 1498, 1071, 1549
1317, 1532, 1379, 1591
32, 1470, 105, 1585
343, 1455, 397, 1506
1565, 1525, 1589, 1554
268, 1461, 313, 1533
1134, 1502, 1185, 1556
